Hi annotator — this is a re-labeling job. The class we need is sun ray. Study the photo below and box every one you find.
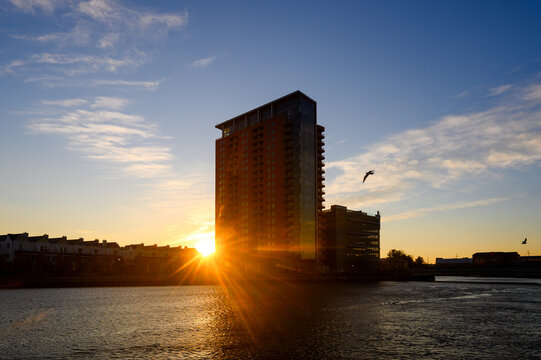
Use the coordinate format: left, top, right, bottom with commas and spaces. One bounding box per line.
195, 237, 215, 257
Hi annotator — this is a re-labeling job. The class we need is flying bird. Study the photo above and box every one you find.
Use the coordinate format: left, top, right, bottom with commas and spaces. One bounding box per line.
522, 238, 527, 245
363, 170, 375, 183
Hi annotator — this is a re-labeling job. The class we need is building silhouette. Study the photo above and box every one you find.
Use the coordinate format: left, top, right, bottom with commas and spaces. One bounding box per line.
0, 233, 198, 275
320, 205, 380, 274
215, 91, 325, 274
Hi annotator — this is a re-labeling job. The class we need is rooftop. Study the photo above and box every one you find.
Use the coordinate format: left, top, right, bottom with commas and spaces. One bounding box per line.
215, 90, 316, 131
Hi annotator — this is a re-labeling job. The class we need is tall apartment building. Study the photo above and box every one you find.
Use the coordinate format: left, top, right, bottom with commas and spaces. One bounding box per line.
215, 91, 325, 274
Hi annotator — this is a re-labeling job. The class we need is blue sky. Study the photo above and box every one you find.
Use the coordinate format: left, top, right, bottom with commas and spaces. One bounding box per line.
1, 0, 540, 260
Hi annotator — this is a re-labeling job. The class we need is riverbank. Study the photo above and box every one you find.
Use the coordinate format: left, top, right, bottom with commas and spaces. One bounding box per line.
0, 272, 436, 289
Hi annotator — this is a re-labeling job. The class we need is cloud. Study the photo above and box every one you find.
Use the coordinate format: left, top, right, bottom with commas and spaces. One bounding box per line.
488, 84, 512, 96
326, 81, 541, 214
4, 1, 186, 79
523, 84, 541, 102
384, 197, 509, 222
143, 175, 214, 231
139, 13, 188, 28
0, 60, 26, 76
23, 76, 64, 84
12, 25, 91, 46
98, 33, 119, 48
77, 0, 187, 30
123, 164, 172, 178
6, 0, 63, 14
455, 90, 470, 99
192, 56, 217, 68
92, 79, 160, 90
42, 98, 88, 107
33, 52, 145, 72
9, 0, 188, 46
77, 0, 116, 21
174, 224, 214, 248
19, 77, 160, 90
91, 96, 130, 110
27, 104, 172, 179
1, 52, 147, 78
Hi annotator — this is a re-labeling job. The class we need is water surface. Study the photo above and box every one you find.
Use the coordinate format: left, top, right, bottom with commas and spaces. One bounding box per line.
1, 280, 539, 359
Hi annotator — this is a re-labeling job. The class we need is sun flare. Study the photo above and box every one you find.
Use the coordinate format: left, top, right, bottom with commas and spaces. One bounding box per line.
195, 237, 215, 257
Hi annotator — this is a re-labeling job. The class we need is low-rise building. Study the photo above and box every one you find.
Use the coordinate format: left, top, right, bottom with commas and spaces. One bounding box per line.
123, 244, 197, 274
0, 232, 199, 275
472, 252, 520, 266
435, 257, 472, 265
319, 205, 380, 274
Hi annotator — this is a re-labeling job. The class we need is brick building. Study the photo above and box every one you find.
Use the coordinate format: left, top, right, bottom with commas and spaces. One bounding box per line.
215, 91, 325, 274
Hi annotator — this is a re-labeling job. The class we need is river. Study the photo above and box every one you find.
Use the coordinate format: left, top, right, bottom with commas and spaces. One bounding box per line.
0, 277, 539, 359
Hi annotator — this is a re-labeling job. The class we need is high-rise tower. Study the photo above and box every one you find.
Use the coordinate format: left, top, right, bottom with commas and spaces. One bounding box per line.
215, 91, 325, 274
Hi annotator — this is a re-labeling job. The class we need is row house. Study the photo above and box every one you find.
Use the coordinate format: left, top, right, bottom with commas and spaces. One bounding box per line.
0, 233, 197, 275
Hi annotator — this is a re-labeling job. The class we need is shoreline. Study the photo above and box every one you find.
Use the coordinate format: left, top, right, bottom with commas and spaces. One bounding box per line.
0, 273, 435, 289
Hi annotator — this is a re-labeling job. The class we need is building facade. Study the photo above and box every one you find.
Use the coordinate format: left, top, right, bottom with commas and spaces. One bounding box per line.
0, 233, 198, 275
215, 91, 325, 274
319, 205, 380, 274
435, 257, 472, 265
472, 252, 520, 266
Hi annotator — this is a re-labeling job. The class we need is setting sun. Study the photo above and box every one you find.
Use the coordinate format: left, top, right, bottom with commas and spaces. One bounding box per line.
195, 238, 216, 257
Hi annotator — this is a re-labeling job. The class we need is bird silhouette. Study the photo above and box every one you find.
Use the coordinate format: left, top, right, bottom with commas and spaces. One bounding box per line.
363, 170, 375, 183
522, 238, 527, 245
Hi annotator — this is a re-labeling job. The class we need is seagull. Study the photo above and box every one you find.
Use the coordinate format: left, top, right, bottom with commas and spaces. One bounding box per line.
522, 238, 527, 245
363, 170, 375, 183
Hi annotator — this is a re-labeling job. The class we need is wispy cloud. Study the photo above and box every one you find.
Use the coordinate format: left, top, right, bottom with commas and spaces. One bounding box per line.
5, 0, 187, 81
173, 223, 214, 248
98, 33, 119, 48
77, 0, 187, 31
0, 60, 25, 76
134, 175, 212, 221
8, 0, 187, 51
42, 98, 88, 107
92, 79, 160, 90
139, 13, 188, 28
27, 102, 171, 178
91, 96, 129, 110
455, 89, 470, 99
1, 52, 147, 77
326, 82, 541, 217
11, 25, 91, 46
192, 55, 217, 68
34, 52, 145, 72
6, 0, 64, 14
384, 197, 509, 222
523, 84, 541, 102
488, 84, 512, 96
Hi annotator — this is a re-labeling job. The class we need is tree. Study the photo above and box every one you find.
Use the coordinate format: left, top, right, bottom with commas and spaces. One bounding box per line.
414, 256, 425, 265
386, 249, 414, 264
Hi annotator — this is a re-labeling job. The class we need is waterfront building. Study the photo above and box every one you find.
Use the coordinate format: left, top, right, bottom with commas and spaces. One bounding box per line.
435, 257, 472, 265
215, 91, 325, 274
123, 244, 198, 274
518, 255, 541, 264
319, 205, 380, 274
0, 232, 198, 275
472, 252, 520, 266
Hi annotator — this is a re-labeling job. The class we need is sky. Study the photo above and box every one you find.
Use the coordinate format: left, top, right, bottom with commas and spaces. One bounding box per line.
1, 0, 540, 261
